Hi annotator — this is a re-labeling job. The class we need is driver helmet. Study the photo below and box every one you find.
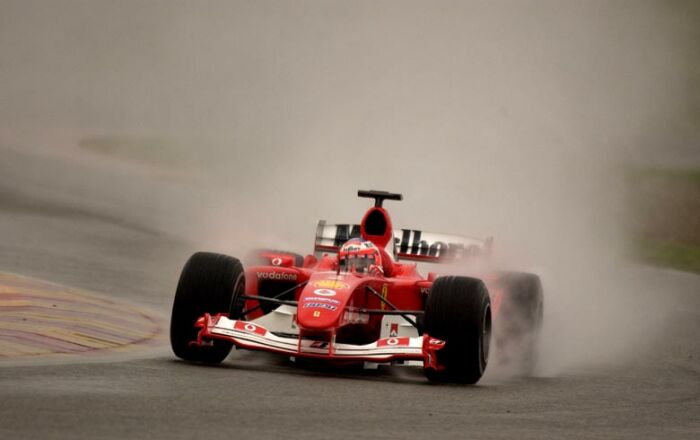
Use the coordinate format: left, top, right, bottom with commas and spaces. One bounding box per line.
338, 239, 383, 275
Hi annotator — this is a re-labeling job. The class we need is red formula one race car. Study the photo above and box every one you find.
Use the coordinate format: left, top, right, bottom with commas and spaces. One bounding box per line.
170, 190, 543, 384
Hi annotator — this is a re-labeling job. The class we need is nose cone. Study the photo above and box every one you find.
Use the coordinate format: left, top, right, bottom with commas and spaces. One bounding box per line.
297, 278, 355, 330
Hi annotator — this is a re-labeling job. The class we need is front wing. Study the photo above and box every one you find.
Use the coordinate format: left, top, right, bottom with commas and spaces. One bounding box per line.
191, 313, 446, 365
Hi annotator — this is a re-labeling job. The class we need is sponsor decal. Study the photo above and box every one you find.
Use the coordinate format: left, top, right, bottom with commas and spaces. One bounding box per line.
428, 338, 445, 346
234, 321, 266, 336
342, 244, 362, 253
377, 337, 410, 347
332, 224, 362, 247
313, 311, 321, 317
419, 287, 431, 295
256, 272, 297, 281
310, 341, 329, 349
303, 303, 338, 311
312, 280, 349, 290
390, 323, 399, 337
271, 257, 283, 266
324, 224, 485, 260
303, 297, 340, 305
313, 288, 336, 297
395, 229, 483, 259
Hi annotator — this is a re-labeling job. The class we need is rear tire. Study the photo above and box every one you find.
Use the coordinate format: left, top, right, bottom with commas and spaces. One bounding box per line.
424, 276, 491, 384
495, 272, 544, 374
170, 252, 245, 364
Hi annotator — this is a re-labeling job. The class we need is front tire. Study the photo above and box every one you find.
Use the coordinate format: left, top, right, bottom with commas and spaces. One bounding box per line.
170, 252, 245, 364
424, 276, 492, 384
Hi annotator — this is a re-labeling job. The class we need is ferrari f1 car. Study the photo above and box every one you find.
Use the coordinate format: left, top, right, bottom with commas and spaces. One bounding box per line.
170, 190, 543, 384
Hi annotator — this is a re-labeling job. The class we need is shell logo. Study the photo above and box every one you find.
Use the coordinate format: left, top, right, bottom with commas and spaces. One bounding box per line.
313, 289, 336, 297
312, 280, 350, 290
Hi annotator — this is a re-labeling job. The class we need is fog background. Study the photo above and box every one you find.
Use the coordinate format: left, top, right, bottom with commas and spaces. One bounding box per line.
1, 0, 698, 375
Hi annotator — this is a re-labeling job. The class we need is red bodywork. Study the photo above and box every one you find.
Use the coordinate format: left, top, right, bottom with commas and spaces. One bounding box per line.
190, 201, 504, 370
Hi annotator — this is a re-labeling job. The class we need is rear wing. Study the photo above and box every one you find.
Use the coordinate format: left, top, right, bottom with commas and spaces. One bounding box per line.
314, 221, 492, 262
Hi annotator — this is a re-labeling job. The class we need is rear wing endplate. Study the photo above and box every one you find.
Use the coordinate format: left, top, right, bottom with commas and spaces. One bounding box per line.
314, 221, 491, 262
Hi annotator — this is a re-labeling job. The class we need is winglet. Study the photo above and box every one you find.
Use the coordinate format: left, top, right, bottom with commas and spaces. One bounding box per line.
357, 190, 403, 208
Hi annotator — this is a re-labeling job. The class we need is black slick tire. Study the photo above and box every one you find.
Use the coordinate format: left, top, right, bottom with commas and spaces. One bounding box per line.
495, 272, 544, 374
424, 276, 492, 384
170, 252, 245, 364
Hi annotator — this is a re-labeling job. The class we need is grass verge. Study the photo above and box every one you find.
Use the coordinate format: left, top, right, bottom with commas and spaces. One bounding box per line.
631, 238, 700, 274
628, 166, 700, 274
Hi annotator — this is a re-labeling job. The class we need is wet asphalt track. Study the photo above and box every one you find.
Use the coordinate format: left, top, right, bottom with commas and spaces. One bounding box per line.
0, 172, 698, 440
